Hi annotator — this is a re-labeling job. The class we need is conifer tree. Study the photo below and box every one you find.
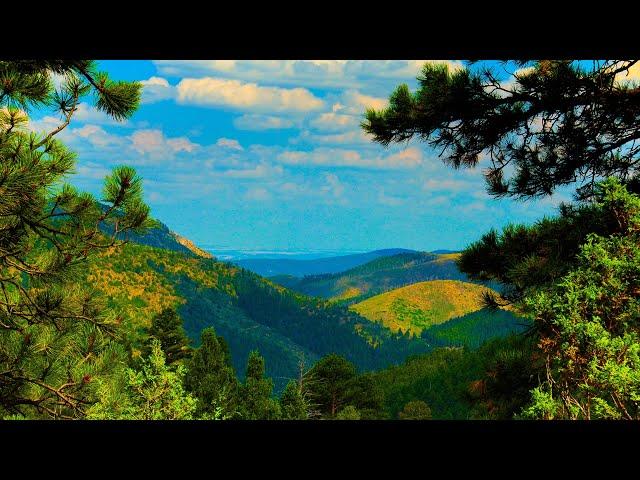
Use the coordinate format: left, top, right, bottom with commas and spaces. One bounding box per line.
279, 379, 307, 420
238, 350, 280, 420
0, 60, 152, 419
87, 340, 197, 420
363, 60, 640, 201
185, 327, 238, 418
146, 308, 192, 364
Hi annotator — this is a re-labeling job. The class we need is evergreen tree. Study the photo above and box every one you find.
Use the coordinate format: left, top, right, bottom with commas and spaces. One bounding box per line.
185, 327, 239, 419
146, 308, 191, 364
87, 340, 198, 420
238, 350, 280, 420
520, 179, 640, 419
0, 60, 152, 419
306, 354, 357, 418
279, 379, 307, 420
363, 60, 640, 200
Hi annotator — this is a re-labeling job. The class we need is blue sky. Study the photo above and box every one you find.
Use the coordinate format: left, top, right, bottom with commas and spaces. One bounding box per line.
29, 60, 577, 251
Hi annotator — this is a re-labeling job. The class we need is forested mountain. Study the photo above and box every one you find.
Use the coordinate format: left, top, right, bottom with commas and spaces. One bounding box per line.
271, 252, 473, 303
235, 248, 417, 277
80, 241, 438, 393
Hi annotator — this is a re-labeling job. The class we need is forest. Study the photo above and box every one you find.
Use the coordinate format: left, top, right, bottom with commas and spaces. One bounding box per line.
1, 60, 639, 420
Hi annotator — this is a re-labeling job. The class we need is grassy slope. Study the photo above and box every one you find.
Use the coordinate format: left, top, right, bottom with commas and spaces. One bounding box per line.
350, 280, 494, 335
274, 252, 471, 303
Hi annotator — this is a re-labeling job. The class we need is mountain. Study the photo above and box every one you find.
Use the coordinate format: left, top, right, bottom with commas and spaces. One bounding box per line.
99, 215, 212, 259
234, 248, 417, 277
81, 241, 434, 393
271, 251, 471, 303
349, 280, 496, 335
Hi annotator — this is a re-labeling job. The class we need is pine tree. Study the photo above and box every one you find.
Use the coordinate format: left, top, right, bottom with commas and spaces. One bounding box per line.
185, 327, 238, 419
0, 60, 152, 419
363, 60, 640, 201
238, 350, 280, 420
146, 308, 192, 364
87, 340, 197, 420
306, 354, 357, 418
279, 380, 307, 420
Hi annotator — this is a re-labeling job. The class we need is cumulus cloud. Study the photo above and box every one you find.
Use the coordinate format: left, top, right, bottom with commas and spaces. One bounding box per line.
309, 112, 359, 132
130, 129, 200, 157
140, 77, 177, 103
233, 114, 295, 131
176, 77, 324, 113
153, 60, 464, 90
276, 147, 424, 169
216, 138, 243, 150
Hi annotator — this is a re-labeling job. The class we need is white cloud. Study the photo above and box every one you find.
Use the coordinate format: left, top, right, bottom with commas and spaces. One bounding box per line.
176, 77, 324, 113
322, 173, 345, 198
233, 114, 295, 131
140, 77, 177, 103
339, 90, 389, 114
309, 112, 359, 132
222, 164, 283, 179
276, 146, 424, 170
130, 129, 200, 157
216, 138, 243, 150
153, 60, 464, 90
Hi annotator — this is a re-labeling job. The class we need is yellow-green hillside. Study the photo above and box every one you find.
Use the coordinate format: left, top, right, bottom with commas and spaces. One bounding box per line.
349, 280, 495, 335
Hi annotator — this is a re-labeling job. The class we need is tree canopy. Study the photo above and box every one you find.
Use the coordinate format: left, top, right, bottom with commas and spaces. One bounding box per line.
0, 60, 151, 418
363, 60, 640, 200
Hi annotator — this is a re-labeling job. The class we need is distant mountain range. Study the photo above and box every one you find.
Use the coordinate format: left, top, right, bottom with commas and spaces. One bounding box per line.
232, 248, 418, 277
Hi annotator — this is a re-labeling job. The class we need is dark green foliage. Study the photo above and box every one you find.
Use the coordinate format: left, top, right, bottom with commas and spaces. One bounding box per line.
370, 334, 536, 419
421, 308, 529, 349
363, 60, 640, 201
185, 327, 239, 418
279, 379, 307, 420
238, 351, 281, 420
305, 354, 385, 419
0, 60, 150, 419
306, 354, 357, 418
145, 308, 191, 364
398, 400, 432, 420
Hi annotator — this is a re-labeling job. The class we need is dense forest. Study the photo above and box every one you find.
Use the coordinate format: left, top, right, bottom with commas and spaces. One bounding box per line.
2, 59, 639, 420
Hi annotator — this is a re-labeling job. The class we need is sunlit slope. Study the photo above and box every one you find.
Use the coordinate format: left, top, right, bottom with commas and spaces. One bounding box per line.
275, 252, 469, 303
350, 280, 496, 335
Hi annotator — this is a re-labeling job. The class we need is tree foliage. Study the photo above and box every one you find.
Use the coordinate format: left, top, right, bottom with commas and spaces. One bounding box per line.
185, 327, 238, 419
0, 60, 151, 419
87, 340, 197, 420
238, 350, 281, 419
146, 307, 192, 364
363, 60, 640, 201
521, 179, 640, 419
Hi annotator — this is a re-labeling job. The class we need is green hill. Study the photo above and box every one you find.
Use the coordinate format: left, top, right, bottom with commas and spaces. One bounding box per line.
80, 242, 435, 393
350, 280, 496, 335
271, 252, 471, 303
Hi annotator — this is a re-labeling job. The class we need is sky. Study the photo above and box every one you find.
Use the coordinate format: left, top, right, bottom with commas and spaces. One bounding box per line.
27, 60, 583, 252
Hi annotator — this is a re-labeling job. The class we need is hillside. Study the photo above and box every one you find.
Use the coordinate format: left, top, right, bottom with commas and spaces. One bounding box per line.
350, 280, 495, 335
81, 242, 435, 393
235, 248, 417, 277
271, 251, 471, 303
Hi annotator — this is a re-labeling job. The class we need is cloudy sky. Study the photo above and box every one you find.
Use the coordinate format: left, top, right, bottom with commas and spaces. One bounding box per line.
29, 60, 577, 251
